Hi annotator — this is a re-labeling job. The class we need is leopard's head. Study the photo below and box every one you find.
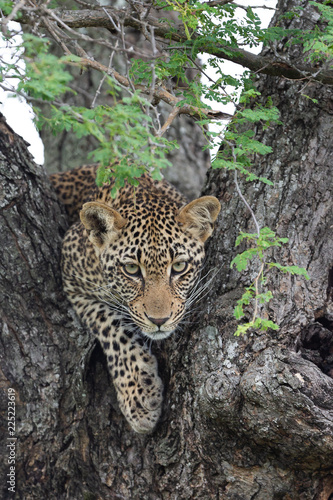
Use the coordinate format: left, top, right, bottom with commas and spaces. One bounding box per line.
80, 195, 220, 339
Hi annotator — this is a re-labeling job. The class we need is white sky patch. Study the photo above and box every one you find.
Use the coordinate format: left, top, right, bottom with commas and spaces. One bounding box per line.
0, 21, 44, 164
200, 0, 277, 158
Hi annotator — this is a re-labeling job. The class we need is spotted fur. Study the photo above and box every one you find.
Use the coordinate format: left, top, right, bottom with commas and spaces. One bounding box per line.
51, 165, 220, 433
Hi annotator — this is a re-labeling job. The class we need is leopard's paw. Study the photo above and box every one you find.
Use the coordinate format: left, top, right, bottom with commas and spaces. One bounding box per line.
116, 374, 163, 433
108, 339, 164, 433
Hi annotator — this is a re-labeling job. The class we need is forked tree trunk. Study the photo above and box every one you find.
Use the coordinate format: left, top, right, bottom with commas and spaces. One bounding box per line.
1, 0, 333, 497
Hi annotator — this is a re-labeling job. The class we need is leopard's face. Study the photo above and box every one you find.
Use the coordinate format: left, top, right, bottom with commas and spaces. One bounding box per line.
98, 213, 205, 339
80, 194, 220, 340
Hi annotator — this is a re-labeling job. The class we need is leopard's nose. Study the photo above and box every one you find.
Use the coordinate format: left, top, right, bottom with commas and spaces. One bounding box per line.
146, 315, 170, 327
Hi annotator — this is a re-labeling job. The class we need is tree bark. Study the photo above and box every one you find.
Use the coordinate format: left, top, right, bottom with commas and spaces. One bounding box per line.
197, 1, 333, 496
1, 0, 333, 498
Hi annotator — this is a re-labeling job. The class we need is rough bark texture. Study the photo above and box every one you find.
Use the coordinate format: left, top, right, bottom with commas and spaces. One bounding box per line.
1, 0, 333, 499
198, 1, 333, 496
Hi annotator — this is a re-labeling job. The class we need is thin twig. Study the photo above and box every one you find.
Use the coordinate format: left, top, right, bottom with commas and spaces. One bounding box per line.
45, 5, 152, 59
120, 21, 136, 94
148, 26, 157, 104
233, 2, 277, 11
200, 0, 276, 9
225, 139, 260, 237
0, 82, 68, 107
91, 40, 119, 108
252, 262, 264, 323
102, 6, 121, 33
226, 139, 266, 327
156, 107, 181, 137
66, 56, 232, 121
43, 16, 72, 55
234, 169, 260, 237
143, 2, 154, 20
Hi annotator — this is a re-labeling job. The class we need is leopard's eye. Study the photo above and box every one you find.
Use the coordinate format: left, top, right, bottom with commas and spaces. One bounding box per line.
123, 263, 140, 277
172, 261, 188, 274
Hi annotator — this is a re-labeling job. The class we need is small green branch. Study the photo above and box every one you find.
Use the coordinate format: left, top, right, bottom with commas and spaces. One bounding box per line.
252, 261, 264, 324
231, 227, 309, 336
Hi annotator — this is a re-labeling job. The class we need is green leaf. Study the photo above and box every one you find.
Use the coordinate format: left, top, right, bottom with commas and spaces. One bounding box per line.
257, 291, 273, 304
234, 317, 279, 336
235, 231, 258, 247
234, 303, 245, 320
95, 165, 107, 187
0, 0, 15, 16
230, 248, 257, 272
268, 263, 310, 280
234, 322, 254, 336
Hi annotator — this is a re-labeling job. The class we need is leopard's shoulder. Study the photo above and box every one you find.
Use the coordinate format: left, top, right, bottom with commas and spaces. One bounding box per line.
50, 164, 99, 225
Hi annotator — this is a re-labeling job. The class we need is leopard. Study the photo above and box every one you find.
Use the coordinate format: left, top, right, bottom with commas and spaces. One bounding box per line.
50, 165, 220, 433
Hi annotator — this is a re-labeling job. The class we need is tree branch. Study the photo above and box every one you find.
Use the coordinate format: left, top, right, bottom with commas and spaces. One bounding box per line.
156, 106, 180, 137
69, 56, 232, 121
18, 6, 333, 86
209, 45, 333, 86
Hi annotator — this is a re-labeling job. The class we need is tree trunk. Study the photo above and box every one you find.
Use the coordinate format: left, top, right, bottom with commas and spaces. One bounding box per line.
198, 0, 333, 496
1, 0, 333, 498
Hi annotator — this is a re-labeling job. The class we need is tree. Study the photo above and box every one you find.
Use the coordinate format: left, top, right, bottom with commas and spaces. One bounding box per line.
27, 1, 211, 200
1, 0, 333, 498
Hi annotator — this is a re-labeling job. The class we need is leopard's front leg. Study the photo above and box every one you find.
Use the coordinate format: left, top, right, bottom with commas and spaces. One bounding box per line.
71, 295, 163, 433
104, 330, 163, 433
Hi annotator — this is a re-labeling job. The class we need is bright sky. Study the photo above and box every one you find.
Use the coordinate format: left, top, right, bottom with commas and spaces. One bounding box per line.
0, 21, 44, 164
200, 0, 277, 156
0, 1, 277, 165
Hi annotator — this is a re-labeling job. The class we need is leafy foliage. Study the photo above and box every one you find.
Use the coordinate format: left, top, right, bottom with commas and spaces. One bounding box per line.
39, 88, 177, 195
0, 0, 15, 16
231, 228, 309, 336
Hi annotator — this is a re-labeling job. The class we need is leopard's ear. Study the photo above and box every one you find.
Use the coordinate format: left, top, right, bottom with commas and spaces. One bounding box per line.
80, 202, 127, 248
176, 196, 221, 242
